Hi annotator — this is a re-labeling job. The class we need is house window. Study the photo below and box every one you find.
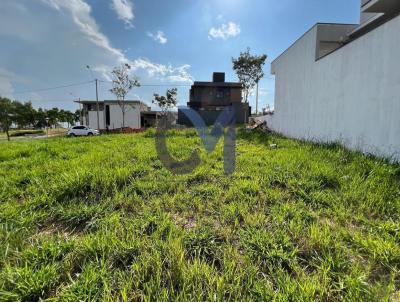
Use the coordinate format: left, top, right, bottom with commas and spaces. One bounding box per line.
216, 88, 230, 101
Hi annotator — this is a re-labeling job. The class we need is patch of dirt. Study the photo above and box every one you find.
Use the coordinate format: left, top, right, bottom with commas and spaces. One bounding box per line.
390, 291, 400, 302
31, 223, 79, 242
172, 213, 197, 230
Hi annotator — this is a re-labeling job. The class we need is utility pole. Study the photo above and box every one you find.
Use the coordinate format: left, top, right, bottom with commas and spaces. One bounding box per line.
256, 81, 259, 115
79, 98, 83, 125
95, 79, 100, 130
86, 65, 101, 130
70, 92, 82, 126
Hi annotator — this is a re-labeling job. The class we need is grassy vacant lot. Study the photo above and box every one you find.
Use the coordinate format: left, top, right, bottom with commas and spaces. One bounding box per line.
0, 129, 399, 301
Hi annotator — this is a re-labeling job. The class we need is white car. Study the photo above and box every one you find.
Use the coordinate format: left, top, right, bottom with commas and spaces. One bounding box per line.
68, 126, 100, 137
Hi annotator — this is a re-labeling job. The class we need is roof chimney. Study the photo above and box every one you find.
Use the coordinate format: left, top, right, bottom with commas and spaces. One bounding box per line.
213, 72, 225, 83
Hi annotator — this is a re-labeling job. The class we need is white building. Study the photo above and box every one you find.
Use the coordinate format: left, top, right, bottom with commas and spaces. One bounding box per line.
267, 0, 400, 161
77, 100, 150, 130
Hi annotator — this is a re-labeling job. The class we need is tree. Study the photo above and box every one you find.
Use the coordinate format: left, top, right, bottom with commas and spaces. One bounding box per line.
58, 109, 76, 128
109, 63, 140, 128
0, 98, 80, 133
152, 88, 178, 115
68, 110, 79, 127
46, 108, 60, 128
13, 101, 36, 128
74, 109, 82, 125
0, 97, 15, 141
232, 48, 267, 112
35, 108, 47, 128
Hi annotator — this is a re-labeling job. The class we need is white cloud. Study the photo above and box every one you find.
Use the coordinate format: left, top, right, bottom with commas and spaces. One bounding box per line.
40, 0, 190, 84
0, 66, 30, 98
0, 77, 14, 98
91, 65, 113, 82
111, 0, 134, 28
147, 31, 167, 44
131, 58, 193, 83
0, 0, 193, 110
209, 22, 241, 40
41, 0, 125, 60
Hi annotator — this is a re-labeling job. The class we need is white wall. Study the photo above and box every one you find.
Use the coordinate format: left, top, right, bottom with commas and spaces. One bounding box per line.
108, 104, 141, 130
269, 16, 400, 161
87, 111, 104, 130
83, 103, 141, 130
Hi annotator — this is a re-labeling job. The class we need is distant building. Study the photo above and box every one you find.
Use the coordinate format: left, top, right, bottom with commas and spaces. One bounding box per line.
76, 100, 150, 130
142, 111, 178, 128
178, 72, 250, 126
141, 111, 161, 128
267, 0, 400, 160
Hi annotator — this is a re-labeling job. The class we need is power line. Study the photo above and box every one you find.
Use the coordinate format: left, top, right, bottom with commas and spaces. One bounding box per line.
12, 80, 95, 95
99, 80, 191, 87
11, 80, 191, 96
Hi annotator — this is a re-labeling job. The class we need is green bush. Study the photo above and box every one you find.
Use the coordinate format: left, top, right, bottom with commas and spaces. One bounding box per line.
9, 130, 45, 137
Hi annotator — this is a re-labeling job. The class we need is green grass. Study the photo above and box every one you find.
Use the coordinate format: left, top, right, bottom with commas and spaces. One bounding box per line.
0, 128, 399, 301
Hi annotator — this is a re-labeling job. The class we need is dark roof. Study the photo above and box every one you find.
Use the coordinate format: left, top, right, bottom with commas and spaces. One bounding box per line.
192, 81, 243, 88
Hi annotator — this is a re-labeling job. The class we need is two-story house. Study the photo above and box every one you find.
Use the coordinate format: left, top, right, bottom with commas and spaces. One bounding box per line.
178, 72, 250, 126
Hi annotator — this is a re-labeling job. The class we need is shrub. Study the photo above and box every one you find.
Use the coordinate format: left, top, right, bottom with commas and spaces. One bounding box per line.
9, 130, 45, 137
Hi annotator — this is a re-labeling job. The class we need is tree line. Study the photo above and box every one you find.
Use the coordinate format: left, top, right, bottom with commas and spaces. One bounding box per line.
0, 97, 80, 141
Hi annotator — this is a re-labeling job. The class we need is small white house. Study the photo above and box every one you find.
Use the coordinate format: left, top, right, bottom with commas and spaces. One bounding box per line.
76, 100, 150, 130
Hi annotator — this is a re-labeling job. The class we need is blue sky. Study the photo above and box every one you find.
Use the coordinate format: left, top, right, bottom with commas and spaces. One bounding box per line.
0, 0, 360, 112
